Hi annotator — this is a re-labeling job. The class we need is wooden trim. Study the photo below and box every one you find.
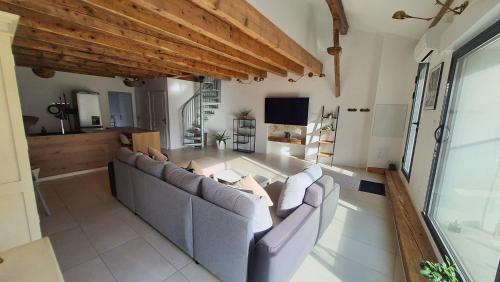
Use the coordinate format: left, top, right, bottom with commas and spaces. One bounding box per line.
366, 167, 385, 175
267, 136, 305, 145
386, 170, 437, 282
188, 0, 323, 74
27, 132, 122, 178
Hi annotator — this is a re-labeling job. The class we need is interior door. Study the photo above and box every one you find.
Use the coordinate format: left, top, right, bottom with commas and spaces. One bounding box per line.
108, 92, 133, 127
0, 12, 41, 251
149, 91, 169, 149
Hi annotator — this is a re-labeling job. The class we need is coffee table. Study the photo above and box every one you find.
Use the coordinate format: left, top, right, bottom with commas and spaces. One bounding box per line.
213, 169, 242, 185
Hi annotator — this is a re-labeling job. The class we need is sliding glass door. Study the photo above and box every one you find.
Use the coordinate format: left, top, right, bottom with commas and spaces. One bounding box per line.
402, 62, 428, 179
424, 22, 500, 281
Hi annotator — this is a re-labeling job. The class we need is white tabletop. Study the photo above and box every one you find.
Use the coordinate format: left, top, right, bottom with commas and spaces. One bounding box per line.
213, 169, 242, 184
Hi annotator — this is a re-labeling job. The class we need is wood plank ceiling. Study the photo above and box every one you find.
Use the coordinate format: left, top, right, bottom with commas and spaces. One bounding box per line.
0, 0, 323, 80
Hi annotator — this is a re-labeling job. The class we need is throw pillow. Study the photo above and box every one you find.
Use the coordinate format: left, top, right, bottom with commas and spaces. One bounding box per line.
116, 147, 141, 166
237, 175, 273, 206
276, 165, 323, 218
148, 147, 168, 161
136, 155, 166, 178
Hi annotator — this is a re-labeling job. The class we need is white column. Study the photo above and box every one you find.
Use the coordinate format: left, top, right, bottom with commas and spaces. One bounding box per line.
0, 11, 41, 251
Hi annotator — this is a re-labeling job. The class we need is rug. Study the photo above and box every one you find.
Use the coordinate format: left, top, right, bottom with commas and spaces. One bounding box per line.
359, 180, 385, 196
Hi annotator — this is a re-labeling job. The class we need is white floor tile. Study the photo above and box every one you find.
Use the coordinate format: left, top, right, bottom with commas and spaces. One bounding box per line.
49, 227, 98, 271
63, 258, 116, 282
80, 212, 138, 253
40, 148, 399, 282
179, 263, 220, 282
101, 238, 176, 282
163, 272, 189, 282
41, 208, 78, 236
68, 198, 125, 222
292, 250, 392, 282
115, 208, 155, 236
143, 231, 192, 270
318, 226, 395, 276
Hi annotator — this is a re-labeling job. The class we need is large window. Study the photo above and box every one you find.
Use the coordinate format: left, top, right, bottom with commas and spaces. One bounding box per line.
423, 21, 500, 281
402, 62, 429, 179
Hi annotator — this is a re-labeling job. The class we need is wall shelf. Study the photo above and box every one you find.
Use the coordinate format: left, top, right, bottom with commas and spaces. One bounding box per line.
267, 136, 305, 145
233, 119, 255, 153
316, 106, 340, 166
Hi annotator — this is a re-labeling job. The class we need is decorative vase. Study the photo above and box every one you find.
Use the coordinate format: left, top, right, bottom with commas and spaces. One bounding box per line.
217, 141, 226, 150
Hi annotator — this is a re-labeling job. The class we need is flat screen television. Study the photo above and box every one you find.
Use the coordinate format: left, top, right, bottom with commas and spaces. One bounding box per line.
265, 97, 309, 126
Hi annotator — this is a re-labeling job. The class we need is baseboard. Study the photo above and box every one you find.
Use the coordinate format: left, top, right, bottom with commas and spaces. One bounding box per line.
38, 167, 108, 182
366, 167, 386, 175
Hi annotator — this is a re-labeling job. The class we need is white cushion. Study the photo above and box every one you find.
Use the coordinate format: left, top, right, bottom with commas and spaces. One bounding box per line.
276, 165, 322, 218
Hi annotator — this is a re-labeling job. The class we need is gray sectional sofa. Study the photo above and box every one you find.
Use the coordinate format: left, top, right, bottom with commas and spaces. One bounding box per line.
113, 148, 340, 282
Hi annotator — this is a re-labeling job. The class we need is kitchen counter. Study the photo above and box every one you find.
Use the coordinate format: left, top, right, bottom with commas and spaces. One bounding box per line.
27, 130, 122, 177
27, 127, 160, 178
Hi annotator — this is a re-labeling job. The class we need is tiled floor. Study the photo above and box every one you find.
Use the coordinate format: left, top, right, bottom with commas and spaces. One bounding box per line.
38, 147, 404, 282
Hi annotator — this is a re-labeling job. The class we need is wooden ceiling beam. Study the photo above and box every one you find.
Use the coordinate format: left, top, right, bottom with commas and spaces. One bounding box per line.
13, 50, 165, 78
16, 60, 116, 78
325, 0, 349, 34
14, 27, 231, 81
13, 39, 186, 77
132, 0, 305, 75
0, 0, 248, 80
188, 0, 323, 74
53, 0, 281, 77
14, 56, 156, 78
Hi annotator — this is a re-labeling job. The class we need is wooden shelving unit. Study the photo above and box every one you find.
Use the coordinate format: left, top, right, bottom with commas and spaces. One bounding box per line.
316, 106, 340, 166
233, 119, 255, 153
267, 136, 305, 145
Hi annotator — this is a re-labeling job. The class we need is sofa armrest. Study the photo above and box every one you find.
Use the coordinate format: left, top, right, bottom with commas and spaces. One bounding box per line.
249, 204, 320, 282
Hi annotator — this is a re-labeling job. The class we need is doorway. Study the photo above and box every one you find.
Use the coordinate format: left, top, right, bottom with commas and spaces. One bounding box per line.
135, 90, 169, 149
108, 91, 134, 127
149, 91, 169, 149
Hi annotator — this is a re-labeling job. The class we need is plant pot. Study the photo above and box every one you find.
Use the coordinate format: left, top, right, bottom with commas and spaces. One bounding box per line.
216, 141, 226, 150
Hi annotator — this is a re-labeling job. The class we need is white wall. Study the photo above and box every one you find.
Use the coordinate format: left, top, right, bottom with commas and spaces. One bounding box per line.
202, 0, 418, 168
15, 66, 136, 133
167, 78, 195, 149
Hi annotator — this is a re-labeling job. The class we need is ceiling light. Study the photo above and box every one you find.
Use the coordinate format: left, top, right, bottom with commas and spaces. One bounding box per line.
392, 1, 468, 22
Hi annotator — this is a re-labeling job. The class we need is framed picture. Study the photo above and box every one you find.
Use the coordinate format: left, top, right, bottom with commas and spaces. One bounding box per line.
424, 62, 444, 110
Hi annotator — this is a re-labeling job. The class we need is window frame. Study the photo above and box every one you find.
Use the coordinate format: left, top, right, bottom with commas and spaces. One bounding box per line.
422, 20, 500, 281
401, 60, 429, 181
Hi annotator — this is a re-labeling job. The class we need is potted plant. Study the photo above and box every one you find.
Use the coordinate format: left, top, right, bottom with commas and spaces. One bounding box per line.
321, 124, 334, 131
323, 111, 335, 119
238, 109, 252, 120
388, 161, 397, 171
215, 130, 231, 150
420, 257, 458, 282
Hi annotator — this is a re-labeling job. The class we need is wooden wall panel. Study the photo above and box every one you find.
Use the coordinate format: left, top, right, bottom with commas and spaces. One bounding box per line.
27, 132, 122, 177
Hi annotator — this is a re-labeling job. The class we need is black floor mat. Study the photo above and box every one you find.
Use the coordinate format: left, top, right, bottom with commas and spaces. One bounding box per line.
359, 180, 385, 196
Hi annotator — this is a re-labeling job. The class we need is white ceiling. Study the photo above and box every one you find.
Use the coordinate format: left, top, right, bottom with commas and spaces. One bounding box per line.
307, 0, 447, 39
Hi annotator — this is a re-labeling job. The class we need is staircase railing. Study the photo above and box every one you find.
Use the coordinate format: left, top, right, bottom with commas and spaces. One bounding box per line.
180, 77, 221, 147
181, 89, 204, 147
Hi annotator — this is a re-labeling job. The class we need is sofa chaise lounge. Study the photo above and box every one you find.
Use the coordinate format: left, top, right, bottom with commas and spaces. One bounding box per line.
113, 148, 339, 282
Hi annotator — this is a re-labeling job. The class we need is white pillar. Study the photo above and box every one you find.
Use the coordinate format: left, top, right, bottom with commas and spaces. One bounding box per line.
0, 11, 41, 251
